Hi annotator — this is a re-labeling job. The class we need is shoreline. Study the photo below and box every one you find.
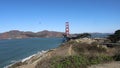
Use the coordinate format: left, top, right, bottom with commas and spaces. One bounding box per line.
0, 38, 62, 68
4, 38, 120, 68
4, 50, 48, 68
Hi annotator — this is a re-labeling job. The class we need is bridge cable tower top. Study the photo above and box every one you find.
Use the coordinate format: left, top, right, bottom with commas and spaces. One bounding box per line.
65, 22, 70, 37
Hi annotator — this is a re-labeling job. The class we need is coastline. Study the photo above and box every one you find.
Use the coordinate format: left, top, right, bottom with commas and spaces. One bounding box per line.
0, 38, 62, 68
5, 38, 120, 68
4, 50, 48, 68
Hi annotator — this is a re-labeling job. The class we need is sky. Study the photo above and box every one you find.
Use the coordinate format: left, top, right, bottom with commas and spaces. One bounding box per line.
0, 0, 120, 33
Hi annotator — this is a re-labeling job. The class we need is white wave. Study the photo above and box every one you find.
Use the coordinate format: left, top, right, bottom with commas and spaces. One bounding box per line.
11, 60, 19, 63
4, 63, 15, 68
4, 60, 21, 68
21, 50, 48, 62
4, 50, 48, 68
21, 54, 35, 62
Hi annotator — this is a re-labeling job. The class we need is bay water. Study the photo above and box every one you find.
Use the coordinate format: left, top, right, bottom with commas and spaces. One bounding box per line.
0, 38, 63, 68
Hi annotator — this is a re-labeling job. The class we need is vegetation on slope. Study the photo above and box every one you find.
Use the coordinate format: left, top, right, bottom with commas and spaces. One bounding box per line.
35, 39, 120, 68
50, 55, 113, 68
49, 41, 113, 68
108, 30, 120, 43
8, 30, 120, 68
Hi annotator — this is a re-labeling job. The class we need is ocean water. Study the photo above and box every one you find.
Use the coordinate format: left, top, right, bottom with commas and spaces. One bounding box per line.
0, 38, 63, 68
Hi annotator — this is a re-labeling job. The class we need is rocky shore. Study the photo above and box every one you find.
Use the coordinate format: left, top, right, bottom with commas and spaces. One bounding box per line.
8, 38, 120, 68
7, 50, 48, 68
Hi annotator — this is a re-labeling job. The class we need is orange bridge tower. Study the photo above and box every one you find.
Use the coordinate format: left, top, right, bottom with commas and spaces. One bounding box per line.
65, 22, 70, 37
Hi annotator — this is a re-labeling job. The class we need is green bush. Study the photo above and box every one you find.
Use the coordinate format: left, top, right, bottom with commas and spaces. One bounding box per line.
50, 54, 113, 68
113, 53, 120, 61
108, 30, 120, 43
89, 55, 113, 65
51, 55, 88, 68
87, 44, 107, 53
73, 42, 107, 55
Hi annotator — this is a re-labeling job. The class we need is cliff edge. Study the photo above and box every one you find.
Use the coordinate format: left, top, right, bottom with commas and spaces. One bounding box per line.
9, 38, 120, 68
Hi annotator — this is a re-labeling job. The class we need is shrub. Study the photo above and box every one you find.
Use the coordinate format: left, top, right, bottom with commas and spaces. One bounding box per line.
89, 55, 113, 65
50, 54, 113, 68
108, 30, 120, 43
113, 53, 120, 61
51, 55, 88, 68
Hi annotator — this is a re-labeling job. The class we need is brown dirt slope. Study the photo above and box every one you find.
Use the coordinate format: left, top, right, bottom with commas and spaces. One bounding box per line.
9, 38, 120, 68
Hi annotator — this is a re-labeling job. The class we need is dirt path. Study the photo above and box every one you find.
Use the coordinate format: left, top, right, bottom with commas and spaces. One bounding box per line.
68, 45, 72, 55
12, 44, 75, 68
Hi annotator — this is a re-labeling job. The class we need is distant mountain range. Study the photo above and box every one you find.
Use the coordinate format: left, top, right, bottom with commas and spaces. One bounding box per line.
0, 30, 64, 39
0, 30, 112, 39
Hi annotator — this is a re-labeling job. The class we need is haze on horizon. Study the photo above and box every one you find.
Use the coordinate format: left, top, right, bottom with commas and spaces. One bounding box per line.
0, 0, 120, 33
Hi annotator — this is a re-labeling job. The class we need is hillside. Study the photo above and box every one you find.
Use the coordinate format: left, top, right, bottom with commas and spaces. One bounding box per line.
0, 30, 63, 39
0, 30, 112, 40
9, 38, 120, 68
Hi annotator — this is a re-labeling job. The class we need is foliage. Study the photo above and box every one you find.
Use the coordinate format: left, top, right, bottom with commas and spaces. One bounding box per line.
73, 42, 107, 54
89, 55, 113, 65
50, 54, 113, 68
77, 33, 91, 38
51, 55, 88, 68
108, 30, 120, 43
113, 53, 120, 61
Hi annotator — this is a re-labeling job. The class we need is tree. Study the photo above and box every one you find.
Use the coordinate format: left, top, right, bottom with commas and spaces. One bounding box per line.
108, 30, 120, 43
77, 33, 91, 38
